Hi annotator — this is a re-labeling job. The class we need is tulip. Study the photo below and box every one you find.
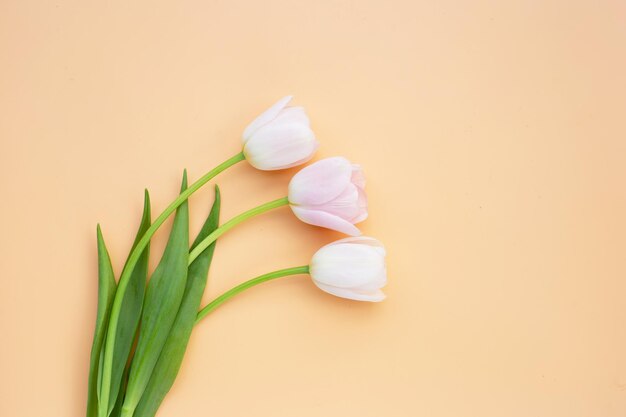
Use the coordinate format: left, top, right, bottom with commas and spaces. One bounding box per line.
309, 236, 387, 302
243, 96, 319, 170
196, 236, 387, 323
288, 157, 368, 236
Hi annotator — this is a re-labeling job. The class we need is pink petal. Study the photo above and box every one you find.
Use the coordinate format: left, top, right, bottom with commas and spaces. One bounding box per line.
301, 183, 367, 223
351, 164, 366, 189
290, 206, 361, 236
288, 157, 353, 205
351, 187, 368, 222
242, 96, 292, 143
304, 183, 361, 221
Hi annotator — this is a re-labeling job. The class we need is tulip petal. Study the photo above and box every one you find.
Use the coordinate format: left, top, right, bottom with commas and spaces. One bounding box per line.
273, 106, 310, 126
352, 190, 368, 223
314, 282, 386, 302
310, 243, 385, 287
353, 266, 387, 291
284, 153, 320, 170
242, 96, 292, 143
328, 236, 386, 256
351, 164, 366, 189
291, 206, 361, 236
305, 183, 364, 222
244, 123, 318, 170
288, 157, 353, 205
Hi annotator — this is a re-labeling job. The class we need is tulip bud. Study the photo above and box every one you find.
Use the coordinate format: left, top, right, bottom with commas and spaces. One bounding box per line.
309, 237, 387, 302
242, 96, 319, 170
288, 157, 368, 236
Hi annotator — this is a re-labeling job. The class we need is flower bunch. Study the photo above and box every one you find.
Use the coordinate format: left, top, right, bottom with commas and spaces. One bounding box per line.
86, 97, 388, 417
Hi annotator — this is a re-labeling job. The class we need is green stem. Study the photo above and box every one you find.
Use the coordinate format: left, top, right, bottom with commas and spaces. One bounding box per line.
188, 196, 290, 265
195, 266, 310, 324
98, 151, 245, 416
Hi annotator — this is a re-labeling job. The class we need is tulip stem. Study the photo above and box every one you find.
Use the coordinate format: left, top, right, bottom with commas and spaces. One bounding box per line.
188, 196, 290, 265
195, 266, 310, 324
98, 151, 245, 416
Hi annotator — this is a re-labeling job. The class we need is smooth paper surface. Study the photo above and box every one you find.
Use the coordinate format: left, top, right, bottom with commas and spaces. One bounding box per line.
1, 1, 625, 416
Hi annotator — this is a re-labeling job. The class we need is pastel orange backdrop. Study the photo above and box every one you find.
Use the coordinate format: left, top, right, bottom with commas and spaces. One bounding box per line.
1, 1, 625, 416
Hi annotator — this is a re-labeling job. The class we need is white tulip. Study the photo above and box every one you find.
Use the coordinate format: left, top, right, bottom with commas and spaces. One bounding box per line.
309, 237, 387, 302
243, 96, 319, 170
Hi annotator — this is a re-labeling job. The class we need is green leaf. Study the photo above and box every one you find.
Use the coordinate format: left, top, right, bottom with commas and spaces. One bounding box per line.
122, 172, 190, 416
86, 226, 117, 417
109, 362, 130, 417
134, 185, 221, 417
104, 190, 152, 414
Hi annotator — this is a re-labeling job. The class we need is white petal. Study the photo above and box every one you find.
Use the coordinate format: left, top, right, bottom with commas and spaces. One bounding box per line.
313, 282, 386, 302
310, 243, 385, 288
243, 123, 317, 170
328, 236, 386, 256
352, 266, 387, 291
288, 157, 352, 205
273, 106, 309, 126
242, 96, 293, 143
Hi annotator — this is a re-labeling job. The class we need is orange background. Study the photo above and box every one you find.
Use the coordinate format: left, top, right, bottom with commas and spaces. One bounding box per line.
1, 1, 626, 416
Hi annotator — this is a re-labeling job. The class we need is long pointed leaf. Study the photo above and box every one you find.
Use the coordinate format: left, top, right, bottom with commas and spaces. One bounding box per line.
86, 226, 117, 417
109, 361, 130, 417
104, 190, 152, 414
122, 172, 190, 415
134, 185, 221, 417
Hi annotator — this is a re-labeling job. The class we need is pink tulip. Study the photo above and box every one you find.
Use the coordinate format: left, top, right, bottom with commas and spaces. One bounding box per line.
288, 157, 368, 236
242, 96, 319, 170
309, 237, 387, 302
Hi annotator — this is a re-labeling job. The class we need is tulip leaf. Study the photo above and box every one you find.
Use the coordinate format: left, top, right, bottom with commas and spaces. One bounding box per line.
103, 190, 152, 414
133, 185, 221, 417
109, 362, 130, 417
122, 172, 190, 415
86, 226, 117, 417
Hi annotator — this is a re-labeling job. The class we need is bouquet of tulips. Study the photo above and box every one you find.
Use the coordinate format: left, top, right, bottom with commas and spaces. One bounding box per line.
86, 96, 388, 417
